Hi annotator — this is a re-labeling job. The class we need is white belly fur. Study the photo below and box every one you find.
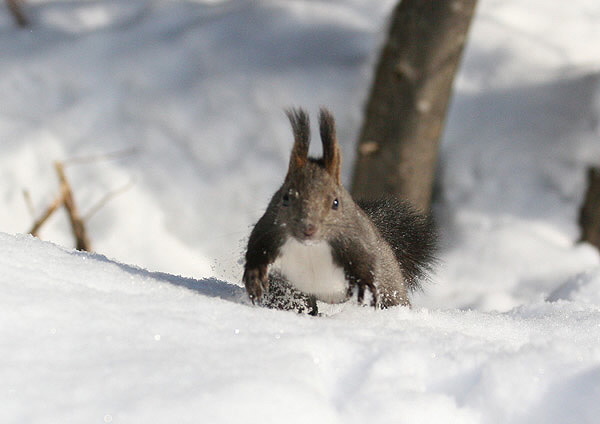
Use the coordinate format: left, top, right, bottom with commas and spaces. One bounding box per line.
273, 238, 348, 303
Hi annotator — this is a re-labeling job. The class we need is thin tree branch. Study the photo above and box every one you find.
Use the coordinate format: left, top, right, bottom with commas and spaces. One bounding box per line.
63, 147, 138, 166
84, 179, 135, 222
22, 189, 36, 218
29, 191, 66, 237
54, 161, 92, 252
27, 150, 136, 250
6, 0, 28, 27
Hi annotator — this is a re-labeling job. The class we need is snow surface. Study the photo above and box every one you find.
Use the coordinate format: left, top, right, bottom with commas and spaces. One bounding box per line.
3, 232, 600, 423
2, 0, 600, 423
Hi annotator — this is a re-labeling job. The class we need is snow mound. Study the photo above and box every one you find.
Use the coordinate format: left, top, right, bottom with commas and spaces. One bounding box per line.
2, 232, 600, 423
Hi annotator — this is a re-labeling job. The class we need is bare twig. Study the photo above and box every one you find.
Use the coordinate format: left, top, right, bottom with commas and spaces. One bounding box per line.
63, 147, 138, 166
6, 0, 28, 27
84, 179, 135, 221
54, 161, 92, 252
22, 189, 36, 218
27, 150, 137, 250
29, 191, 66, 237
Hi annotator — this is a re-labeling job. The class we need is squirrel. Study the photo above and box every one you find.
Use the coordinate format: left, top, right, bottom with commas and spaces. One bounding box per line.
243, 107, 437, 314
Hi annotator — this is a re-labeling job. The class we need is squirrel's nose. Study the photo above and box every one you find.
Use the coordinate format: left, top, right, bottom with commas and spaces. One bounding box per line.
302, 223, 317, 238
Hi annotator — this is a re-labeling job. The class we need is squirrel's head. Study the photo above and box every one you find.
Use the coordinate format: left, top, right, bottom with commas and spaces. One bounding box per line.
276, 108, 347, 243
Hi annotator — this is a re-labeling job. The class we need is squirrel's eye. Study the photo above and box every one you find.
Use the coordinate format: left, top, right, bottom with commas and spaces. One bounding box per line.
282, 192, 291, 207
332, 198, 339, 210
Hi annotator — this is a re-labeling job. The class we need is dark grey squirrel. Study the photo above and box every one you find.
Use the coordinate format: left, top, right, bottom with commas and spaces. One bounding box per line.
243, 107, 437, 314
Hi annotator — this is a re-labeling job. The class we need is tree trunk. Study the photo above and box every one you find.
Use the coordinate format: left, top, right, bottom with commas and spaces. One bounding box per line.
579, 167, 600, 249
351, 0, 477, 212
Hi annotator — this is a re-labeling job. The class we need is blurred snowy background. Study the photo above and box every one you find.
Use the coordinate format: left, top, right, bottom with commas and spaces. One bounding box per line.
2, 1, 600, 423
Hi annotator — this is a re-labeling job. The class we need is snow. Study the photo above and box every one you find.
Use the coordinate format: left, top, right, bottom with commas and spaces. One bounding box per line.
1, 0, 600, 422
3, 232, 600, 423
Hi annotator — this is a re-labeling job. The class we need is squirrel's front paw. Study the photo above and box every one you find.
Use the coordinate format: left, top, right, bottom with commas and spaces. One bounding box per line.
243, 265, 269, 304
353, 280, 378, 308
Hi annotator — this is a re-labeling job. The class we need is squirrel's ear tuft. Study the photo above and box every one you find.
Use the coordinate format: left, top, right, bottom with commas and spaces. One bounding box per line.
319, 107, 341, 184
285, 108, 310, 173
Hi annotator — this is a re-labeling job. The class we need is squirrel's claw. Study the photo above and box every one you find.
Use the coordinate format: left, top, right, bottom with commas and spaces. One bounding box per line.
368, 284, 378, 308
243, 265, 269, 304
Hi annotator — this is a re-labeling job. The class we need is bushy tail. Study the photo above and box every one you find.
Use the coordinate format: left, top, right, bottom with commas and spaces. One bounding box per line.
358, 198, 437, 291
